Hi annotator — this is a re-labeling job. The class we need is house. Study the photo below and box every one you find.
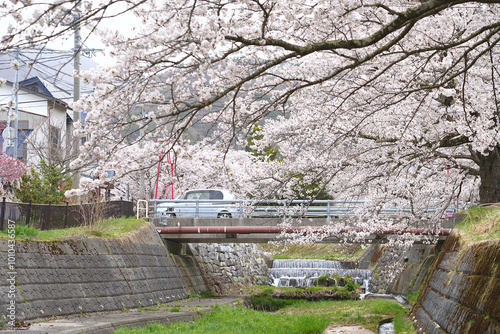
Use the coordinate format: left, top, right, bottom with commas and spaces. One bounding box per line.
0, 76, 73, 167
0, 49, 97, 168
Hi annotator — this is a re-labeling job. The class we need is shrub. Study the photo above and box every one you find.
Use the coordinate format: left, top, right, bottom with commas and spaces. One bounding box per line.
346, 281, 356, 292
245, 294, 294, 312
14, 159, 72, 204
316, 274, 335, 287
199, 290, 215, 298
14, 225, 39, 237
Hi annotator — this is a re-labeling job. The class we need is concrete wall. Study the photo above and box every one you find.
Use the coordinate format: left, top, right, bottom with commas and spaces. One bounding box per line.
412, 233, 500, 333
0, 223, 187, 322
363, 242, 438, 294
173, 254, 211, 295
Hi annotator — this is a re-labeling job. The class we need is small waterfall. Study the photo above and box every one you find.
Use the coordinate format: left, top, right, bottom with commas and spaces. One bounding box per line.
269, 259, 372, 289
379, 321, 395, 334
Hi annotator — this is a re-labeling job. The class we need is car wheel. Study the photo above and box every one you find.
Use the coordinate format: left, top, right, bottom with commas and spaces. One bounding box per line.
165, 213, 176, 218
218, 212, 232, 218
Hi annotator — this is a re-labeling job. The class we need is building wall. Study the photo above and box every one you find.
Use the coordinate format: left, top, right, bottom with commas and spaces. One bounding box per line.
25, 103, 69, 167
0, 83, 70, 166
0, 84, 49, 117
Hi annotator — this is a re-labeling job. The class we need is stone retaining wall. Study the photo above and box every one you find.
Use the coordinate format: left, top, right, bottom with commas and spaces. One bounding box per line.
412, 233, 500, 333
368, 243, 438, 294
0, 223, 187, 322
188, 243, 269, 294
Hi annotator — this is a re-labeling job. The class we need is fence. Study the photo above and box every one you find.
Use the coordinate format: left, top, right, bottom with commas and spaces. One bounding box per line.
0, 198, 134, 231
150, 199, 463, 219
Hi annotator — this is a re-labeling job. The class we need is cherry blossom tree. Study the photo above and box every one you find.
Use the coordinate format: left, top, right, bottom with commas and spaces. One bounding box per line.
0, 152, 27, 199
102, 141, 272, 201
2, 0, 499, 226
0, 152, 27, 182
0, 0, 145, 53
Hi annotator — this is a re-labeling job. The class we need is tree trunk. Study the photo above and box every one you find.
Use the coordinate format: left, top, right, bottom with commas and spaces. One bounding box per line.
478, 146, 500, 204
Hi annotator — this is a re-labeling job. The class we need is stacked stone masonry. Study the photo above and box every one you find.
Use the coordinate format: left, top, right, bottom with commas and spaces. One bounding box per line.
188, 243, 269, 294
0, 224, 187, 321
412, 233, 500, 334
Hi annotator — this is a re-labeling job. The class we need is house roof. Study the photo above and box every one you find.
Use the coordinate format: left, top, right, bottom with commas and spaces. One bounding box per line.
19, 77, 55, 98
1, 76, 70, 110
0, 48, 97, 104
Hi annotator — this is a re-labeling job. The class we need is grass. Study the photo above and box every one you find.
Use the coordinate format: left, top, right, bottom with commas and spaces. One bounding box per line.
407, 285, 422, 305
456, 206, 500, 244
0, 217, 148, 241
260, 243, 364, 261
113, 299, 415, 334
242, 279, 358, 306
114, 304, 330, 334
277, 299, 413, 333
188, 290, 215, 299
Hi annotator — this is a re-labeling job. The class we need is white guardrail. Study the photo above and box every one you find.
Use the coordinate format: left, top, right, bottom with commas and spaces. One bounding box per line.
148, 199, 462, 219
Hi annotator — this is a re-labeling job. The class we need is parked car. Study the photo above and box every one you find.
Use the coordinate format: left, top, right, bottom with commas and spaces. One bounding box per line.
156, 189, 241, 218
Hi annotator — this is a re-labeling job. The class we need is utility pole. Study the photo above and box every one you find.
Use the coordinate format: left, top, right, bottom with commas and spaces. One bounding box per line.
66, 1, 103, 188
139, 106, 145, 199
3, 49, 19, 157
72, 1, 82, 188
13, 49, 19, 159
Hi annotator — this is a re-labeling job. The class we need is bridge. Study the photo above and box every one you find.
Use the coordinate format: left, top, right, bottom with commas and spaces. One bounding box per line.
146, 199, 462, 220
153, 217, 456, 245
143, 199, 462, 249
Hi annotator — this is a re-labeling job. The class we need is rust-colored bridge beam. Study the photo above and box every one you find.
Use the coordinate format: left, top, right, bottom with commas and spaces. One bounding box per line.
156, 226, 451, 236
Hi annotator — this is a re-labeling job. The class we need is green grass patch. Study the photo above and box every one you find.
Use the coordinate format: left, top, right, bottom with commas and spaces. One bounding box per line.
407, 284, 423, 306
244, 282, 359, 298
0, 217, 148, 241
114, 299, 415, 334
114, 304, 332, 334
245, 294, 295, 312
15, 225, 40, 239
279, 299, 414, 333
456, 207, 500, 244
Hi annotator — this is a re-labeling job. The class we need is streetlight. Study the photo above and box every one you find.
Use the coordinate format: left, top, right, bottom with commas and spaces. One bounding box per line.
154, 140, 175, 200
154, 143, 164, 200
166, 149, 175, 199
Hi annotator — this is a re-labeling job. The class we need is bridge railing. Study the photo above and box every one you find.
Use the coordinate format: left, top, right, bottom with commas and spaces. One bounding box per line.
149, 199, 461, 220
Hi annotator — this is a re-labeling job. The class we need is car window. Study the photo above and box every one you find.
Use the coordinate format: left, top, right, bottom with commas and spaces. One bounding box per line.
210, 191, 224, 200
185, 191, 210, 200
183, 190, 224, 200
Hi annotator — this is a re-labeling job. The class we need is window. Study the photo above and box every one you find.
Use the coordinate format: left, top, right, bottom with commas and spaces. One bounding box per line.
50, 125, 60, 146
184, 190, 224, 200
210, 190, 224, 199
10, 120, 29, 129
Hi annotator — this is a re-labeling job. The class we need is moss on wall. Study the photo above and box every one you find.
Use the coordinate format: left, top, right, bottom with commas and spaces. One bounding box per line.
412, 232, 500, 333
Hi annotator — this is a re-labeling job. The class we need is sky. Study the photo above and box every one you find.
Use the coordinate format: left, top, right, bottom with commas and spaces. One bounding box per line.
47, 6, 136, 67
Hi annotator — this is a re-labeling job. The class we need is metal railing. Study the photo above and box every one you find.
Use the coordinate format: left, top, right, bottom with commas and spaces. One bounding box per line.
149, 199, 462, 219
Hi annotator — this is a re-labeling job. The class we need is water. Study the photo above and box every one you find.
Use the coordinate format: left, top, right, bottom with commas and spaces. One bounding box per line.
379, 321, 395, 334
269, 259, 372, 288
361, 293, 412, 308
